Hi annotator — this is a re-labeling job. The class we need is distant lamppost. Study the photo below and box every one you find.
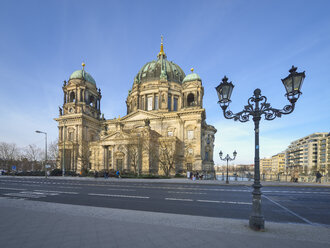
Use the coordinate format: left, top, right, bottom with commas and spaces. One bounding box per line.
215, 66, 305, 231
219, 150, 237, 184
62, 122, 66, 177
35, 130, 47, 178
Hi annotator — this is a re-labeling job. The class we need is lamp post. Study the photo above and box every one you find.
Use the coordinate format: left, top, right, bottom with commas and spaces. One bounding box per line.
62, 122, 66, 177
215, 66, 305, 231
219, 150, 237, 184
35, 130, 47, 178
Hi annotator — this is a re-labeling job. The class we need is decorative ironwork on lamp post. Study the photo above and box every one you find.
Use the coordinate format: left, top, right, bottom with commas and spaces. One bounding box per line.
215, 66, 305, 231
219, 150, 237, 184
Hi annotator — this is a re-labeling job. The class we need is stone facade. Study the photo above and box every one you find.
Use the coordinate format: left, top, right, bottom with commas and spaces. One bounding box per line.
55, 41, 216, 177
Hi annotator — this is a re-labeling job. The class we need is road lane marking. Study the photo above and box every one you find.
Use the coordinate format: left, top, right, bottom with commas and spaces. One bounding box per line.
34, 190, 78, 195
262, 194, 314, 225
167, 191, 207, 195
0, 187, 26, 191
88, 193, 149, 199
197, 200, 220, 203
58, 186, 81, 189
165, 198, 193, 202
107, 189, 136, 192
263, 190, 330, 194
3, 191, 58, 199
197, 200, 251, 205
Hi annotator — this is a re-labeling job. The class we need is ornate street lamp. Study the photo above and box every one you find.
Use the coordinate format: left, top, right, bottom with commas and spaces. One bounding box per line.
215, 66, 305, 231
219, 150, 237, 184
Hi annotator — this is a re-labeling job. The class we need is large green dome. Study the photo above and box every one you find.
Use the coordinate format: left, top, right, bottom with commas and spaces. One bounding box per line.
69, 70, 96, 85
134, 59, 185, 84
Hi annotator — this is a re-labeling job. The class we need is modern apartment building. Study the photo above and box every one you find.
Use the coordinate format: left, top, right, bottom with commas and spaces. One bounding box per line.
260, 158, 272, 174
271, 153, 285, 174
318, 133, 330, 175
285, 132, 328, 175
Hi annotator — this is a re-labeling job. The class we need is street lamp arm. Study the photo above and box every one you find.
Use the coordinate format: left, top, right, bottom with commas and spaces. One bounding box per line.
223, 109, 251, 122
261, 103, 295, 120
221, 89, 295, 122
219, 154, 236, 161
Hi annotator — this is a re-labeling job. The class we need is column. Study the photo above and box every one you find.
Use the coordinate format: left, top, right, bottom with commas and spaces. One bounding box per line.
153, 93, 155, 110
112, 146, 115, 170
103, 146, 106, 171
70, 148, 74, 171
59, 127, 62, 141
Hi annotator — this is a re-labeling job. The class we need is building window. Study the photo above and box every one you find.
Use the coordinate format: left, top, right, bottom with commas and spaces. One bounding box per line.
154, 95, 159, 110
205, 152, 209, 161
70, 92, 75, 102
173, 97, 178, 111
186, 163, 192, 171
141, 97, 145, 110
187, 130, 194, 140
168, 131, 173, 137
187, 93, 194, 106
147, 96, 153, 111
168, 95, 171, 111
68, 132, 74, 141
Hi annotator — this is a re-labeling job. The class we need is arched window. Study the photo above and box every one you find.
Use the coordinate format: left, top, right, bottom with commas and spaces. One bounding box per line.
89, 96, 95, 107
187, 93, 195, 106
70, 92, 75, 102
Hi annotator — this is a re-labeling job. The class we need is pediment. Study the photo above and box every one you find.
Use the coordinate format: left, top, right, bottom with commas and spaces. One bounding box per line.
121, 110, 162, 121
101, 130, 131, 141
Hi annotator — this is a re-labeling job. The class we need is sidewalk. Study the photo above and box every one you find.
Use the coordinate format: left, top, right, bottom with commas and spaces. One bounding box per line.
0, 197, 329, 248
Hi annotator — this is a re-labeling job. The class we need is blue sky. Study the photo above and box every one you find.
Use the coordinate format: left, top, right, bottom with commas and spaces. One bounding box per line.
0, 0, 329, 164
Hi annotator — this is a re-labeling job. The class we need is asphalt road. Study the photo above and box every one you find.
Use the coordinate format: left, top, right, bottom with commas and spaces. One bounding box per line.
1, 177, 329, 227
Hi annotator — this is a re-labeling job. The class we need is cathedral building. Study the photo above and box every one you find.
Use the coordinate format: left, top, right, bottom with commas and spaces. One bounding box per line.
55, 39, 217, 177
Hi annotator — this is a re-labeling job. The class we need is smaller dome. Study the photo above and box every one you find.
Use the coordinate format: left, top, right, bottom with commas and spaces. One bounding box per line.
182, 72, 201, 83
69, 70, 96, 85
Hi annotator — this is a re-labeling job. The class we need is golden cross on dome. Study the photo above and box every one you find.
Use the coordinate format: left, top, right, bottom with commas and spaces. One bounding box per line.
191, 68, 194, 73
158, 35, 166, 57
82, 62, 85, 71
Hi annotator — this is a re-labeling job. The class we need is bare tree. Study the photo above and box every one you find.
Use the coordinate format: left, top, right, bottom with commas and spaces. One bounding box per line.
77, 141, 90, 174
158, 137, 179, 176
24, 144, 43, 171
127, 140, 141, 175
48, 139, 59, 170
0, 142, 19, 171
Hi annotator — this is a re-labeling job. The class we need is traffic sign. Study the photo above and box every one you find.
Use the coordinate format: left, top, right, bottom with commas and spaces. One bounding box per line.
12, 165, 16, 171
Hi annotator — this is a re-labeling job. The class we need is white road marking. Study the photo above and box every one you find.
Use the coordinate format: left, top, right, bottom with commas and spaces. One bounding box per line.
262, 194, 315, 225
34, 190, 78, 195
58, 186, 81, 189
107, 189, 136, 192
0, 187, 26, 191
165, 198, 193, 202
3, 191, 59, 198
197, 200, 251, 205
197, 200, 220, 203
263, 190, 330, 194
167, 191, 206, 195
88, 193, 149, 199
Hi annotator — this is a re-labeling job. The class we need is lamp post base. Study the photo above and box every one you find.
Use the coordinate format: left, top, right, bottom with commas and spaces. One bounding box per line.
249, 215, 265, 231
